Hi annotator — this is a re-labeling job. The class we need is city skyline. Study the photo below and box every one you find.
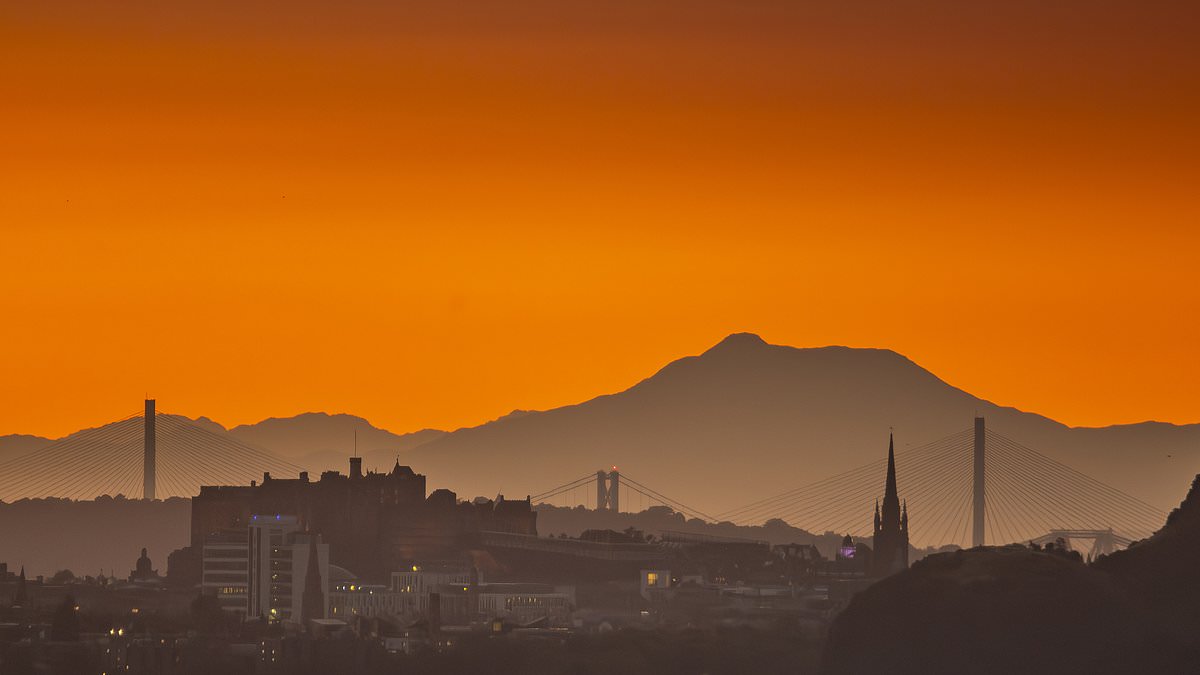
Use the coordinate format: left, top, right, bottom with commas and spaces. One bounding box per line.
3, 1, 1198, 672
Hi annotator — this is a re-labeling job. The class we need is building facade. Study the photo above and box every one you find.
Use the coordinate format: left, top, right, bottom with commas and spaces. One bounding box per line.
246, 515, 330, 623
476, 583, 575, 625
329, 583, 410, 620
202, 529, 250, 615
201, 514, 330, 622
191, 459, 537, 580
390, 561, 476, 614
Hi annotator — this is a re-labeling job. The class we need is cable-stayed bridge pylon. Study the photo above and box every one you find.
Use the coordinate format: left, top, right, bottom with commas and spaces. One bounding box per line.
0, 401, 303, 502
713, 419, 1166, 551
530, 418, 1167, 554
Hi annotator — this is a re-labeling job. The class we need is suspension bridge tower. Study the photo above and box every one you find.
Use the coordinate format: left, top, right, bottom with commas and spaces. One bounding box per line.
143, 399, 156, 501
973, 416, 985, 547
597, 469, 620, 512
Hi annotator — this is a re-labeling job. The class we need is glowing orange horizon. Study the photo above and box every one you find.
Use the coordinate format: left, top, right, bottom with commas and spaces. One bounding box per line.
3, 0, 1198, 439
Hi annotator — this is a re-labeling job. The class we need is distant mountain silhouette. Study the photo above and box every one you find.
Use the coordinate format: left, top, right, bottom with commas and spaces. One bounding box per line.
0, 414, 443, 497
0, 434, 52, 462
3, 334, 1197, 520
402, 333, 1200, 515
224, 412, 445, 472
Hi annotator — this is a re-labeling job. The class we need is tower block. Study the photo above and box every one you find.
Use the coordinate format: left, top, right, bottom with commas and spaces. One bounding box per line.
973, 416, 986, 548
143, 399, 156, 501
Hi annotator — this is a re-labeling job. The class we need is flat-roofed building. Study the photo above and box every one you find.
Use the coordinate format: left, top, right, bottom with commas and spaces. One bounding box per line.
476, 583, 574, 625
202, 529, 250, 615
329, 582, 411, 619
391, 561, 475, 614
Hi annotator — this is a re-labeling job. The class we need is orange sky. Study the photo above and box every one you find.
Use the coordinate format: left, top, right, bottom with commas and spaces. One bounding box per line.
2, 0, 1198, 439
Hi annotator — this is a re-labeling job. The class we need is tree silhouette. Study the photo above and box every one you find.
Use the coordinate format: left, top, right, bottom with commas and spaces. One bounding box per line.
49, 569, 76, 585
50, 595, 80, 641
190, 592, 229, 634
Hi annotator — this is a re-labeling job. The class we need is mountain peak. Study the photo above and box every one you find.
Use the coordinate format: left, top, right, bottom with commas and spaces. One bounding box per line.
704, 332, 768, 354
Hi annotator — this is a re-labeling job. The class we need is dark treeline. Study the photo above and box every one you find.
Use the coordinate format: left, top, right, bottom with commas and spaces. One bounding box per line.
0, 496, 190, 577
0, 626, 821, 675
534, 504, 956, 561
399, 628, 820, 675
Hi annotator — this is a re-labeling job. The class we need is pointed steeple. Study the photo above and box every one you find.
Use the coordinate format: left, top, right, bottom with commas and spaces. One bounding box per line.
874, 500, 881, 531
301, 537, 324, 624
872, 433, 910, 577
885, 432, 898, 503
14, 566, 27, 607
879, 432, 902, 533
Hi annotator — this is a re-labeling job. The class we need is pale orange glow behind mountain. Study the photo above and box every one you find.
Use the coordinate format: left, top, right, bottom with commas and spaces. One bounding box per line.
2, 0, 1198, 438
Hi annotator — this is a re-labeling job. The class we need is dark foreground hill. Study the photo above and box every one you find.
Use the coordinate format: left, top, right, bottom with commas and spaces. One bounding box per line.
822, 475, 1200, 675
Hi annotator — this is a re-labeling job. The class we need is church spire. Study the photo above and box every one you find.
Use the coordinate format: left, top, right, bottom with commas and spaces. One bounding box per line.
301, 537, 324, 623
884, 432, 898, 504
871, 432, 909, 577
14, 566, 27, 607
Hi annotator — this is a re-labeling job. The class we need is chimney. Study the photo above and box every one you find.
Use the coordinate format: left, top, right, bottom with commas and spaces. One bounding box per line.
263, 472, 271, 483
349, 457, 362, 479
300, 471, 309, 482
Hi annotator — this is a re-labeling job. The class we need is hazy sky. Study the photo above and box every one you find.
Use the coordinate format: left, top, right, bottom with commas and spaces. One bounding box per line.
3, 0, 1198, 438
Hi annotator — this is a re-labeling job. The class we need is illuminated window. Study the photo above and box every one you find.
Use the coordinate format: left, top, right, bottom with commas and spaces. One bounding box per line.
646, 572, 659, 586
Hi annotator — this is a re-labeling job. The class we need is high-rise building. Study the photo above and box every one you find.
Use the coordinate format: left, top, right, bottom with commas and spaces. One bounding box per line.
247, 514, 329, 623
871, 434, 910, 577
201, 514, 330, 622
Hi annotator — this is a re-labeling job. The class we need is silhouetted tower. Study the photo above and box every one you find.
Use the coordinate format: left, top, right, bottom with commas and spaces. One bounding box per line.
973, 416, 986, 547
596, 469, 620, 512
13, 566, 27, 607
301, 537, 325, 623
871, 433, 909, 577
144, 399, 156, 501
